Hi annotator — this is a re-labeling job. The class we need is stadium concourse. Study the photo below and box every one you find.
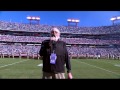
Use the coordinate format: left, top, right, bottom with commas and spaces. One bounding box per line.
0, 20, 120, 60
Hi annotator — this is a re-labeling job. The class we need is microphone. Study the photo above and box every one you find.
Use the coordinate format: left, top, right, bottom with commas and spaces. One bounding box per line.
49, 33, 56, 50
51, 33, 56, 43
51, 33, 55, 37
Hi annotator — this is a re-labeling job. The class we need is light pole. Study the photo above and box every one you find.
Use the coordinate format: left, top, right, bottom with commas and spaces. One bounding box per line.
110, 17, 116, 25
27, 16, 40, 25
110, 16, 120, 25
67, 18, 80, 27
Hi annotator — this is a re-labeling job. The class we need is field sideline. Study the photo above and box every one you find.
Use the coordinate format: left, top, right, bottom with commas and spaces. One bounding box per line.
0, 58, 120, 79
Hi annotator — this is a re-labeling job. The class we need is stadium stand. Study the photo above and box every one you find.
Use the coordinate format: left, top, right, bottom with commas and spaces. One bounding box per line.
0, 20, 120, 60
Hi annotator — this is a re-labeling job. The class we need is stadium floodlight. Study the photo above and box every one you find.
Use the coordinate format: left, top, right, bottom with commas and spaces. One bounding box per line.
72, 19, 75, 22
75, 20, 80, 23
110, 16, 120, 25
27, 16, 32, 20
32, 17, 36, 20
27, 16, 40, 25
67, 18, 80, 27
67, 19, 71, 22
67, 19, 80, 22
117, 16, 120, 20
36, 17, 40, 20
27, 16, 40, 20
110, 17, 116, 21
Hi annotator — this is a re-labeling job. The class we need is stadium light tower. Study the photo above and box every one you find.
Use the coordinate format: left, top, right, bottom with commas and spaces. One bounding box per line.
67, 18, 80, 27
110, 16, 120, 25
27, 16, 40, 25
110, 17, 116, 25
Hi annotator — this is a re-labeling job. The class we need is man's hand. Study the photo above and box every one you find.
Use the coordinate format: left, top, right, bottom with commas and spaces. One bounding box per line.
67, 72, 73, 79
50, 37, 56, 41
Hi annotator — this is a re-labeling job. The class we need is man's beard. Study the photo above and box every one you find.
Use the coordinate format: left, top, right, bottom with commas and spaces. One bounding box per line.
55, 36, 60, 41
51, 36, 60, 41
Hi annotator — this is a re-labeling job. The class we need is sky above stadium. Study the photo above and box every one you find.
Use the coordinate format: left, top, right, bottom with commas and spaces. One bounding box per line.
0, 11, 120, 27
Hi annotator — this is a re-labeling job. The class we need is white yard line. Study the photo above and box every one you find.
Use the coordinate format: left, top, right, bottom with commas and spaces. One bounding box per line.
37, 63, 43, 67
0, 60, 29, 68
94, 60, 114, 64
74, 60, 120, 76
94, 59, 120, 65
114, 64, 120, 67
93, 60, 120, 67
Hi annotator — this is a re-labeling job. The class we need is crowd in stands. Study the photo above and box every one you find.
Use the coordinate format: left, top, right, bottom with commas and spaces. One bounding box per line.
67, 46, 120, 58
0, 21, 120, 34
0, 20, 120, 59
0, 44, 40, 58
0, 44, 120, 59
0, 35, 120, 45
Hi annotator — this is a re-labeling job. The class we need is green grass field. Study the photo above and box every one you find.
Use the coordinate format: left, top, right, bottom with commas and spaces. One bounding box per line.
0, 58, 120, 79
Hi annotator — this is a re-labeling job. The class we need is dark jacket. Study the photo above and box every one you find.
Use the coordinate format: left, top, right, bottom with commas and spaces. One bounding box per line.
39, 39, 71, 73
